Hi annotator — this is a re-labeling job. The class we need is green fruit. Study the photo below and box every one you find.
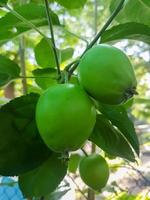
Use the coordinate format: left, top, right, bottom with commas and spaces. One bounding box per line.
78, 44, 137, 105
79, 154, 109, 191
36, 83, 96, 153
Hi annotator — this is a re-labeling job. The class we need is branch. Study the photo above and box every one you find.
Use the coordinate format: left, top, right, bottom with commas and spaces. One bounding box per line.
19, 36, 27, 94
81, 148, 88, 157
68, 174, 88, 200
68, 0, 126, 76
5, 5, 48, 41
44, 0, 61, 78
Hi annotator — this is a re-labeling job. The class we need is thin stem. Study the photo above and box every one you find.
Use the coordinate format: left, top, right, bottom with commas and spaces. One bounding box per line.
94, 0, 98, 36
64, 60, 79, 71
4, 5, 48, 41
44, 0, 61, 77
86, 0, 125, 49
63, 28, 89, 47
19, 36, 27, 94
68, 0, 125, 76
18, 76, 55, 79
81, 148, 88, 157
68, 174, 88, 200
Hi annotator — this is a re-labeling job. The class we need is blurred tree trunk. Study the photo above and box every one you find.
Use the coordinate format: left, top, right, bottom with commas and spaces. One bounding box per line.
4, 82, 15, 99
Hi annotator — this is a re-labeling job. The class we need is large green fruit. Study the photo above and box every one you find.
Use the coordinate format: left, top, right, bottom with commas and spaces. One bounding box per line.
36, 84, 96, 153
78, 44, 137, 105
79, 154, 109, 191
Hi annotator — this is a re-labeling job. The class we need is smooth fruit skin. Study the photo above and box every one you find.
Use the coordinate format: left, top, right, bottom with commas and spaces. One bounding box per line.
36, 84, 96, 153
79, 154, 109, 191
78, 44, 137, 105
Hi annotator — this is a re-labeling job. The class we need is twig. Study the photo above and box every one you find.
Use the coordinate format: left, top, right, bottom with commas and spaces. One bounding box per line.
68, 174, 88, 200
63, 28, 89, 47
68, 0, 126, 76
19, 36, 27, 94
4, 5, 48, 41
44, 0, 61, 78
81, 148, 88, 157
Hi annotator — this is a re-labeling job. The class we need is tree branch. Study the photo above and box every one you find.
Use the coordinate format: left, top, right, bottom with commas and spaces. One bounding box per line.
44, 0, 61, 78
68, 0, 126, 77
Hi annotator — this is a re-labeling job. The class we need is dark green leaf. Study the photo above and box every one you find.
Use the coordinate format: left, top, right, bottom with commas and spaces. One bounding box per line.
0, 93, 52, 176
34, 38, 57, 68
89, 115, 135, 162
141, 0, 150, 8
110, 0, 150, 26
32, 68, 57, 89
68, 153, 82, 173
98, 104, 139, 156
56, 0, 87, 9
0, 0, 8, 6
0, 55, 20, 86
0, 3, 60, 44
101, 22, 150, 45
19, 153, 67, 198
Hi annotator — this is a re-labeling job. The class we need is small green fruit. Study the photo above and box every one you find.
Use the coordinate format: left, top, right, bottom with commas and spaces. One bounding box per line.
79, 154, 109, 191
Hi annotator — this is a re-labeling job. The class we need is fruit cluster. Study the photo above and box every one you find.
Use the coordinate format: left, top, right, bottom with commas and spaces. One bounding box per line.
36, 44, 137, 191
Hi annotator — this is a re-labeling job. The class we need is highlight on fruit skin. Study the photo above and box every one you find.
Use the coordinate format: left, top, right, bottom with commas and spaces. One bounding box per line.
36, 83, 96, 153
79, 154, 109, 191
78, 44, 137, 105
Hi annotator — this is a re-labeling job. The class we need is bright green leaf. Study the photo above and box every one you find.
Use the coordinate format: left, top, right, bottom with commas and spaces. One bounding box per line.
0, 3, 60, 44
101, 22, 150, 45
110, 0, 150, 26
32, 68, 57, 89
0, 93, 52, 176
34, 38, 57, 68
98, 104, 139, 156
60, 48, 74, 63
19, 153, 67, 198
89, 115, 135, 162
0, 55, 20, 87
34, 38, 74, 68
68, 153, 82, 173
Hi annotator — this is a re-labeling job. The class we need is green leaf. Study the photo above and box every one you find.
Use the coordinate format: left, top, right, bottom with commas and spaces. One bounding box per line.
19, 153, 67, 198
0, 55, 20, 87
34, 38, 74, 68
89, 115, 135, 162
141, 0, 150, 8
68, 153, 82, 173
0, 3, 60, 44
32, 68, 57, 89
110, 0, 150, 26
0, 93, 52, 176
60, 48, 74, 63
0, 0, 8, 6
34, 38, 57, 68
56, 0, 87, 9
98, 104, 139, 156
101, 22, 150, 45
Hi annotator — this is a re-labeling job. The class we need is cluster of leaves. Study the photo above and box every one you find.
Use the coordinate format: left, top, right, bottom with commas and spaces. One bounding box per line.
0, 0, 149, 199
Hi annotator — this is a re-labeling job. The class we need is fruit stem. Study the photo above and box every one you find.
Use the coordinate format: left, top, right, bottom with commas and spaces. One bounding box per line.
67, 0, 126, 77
44, 0, 61, 79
